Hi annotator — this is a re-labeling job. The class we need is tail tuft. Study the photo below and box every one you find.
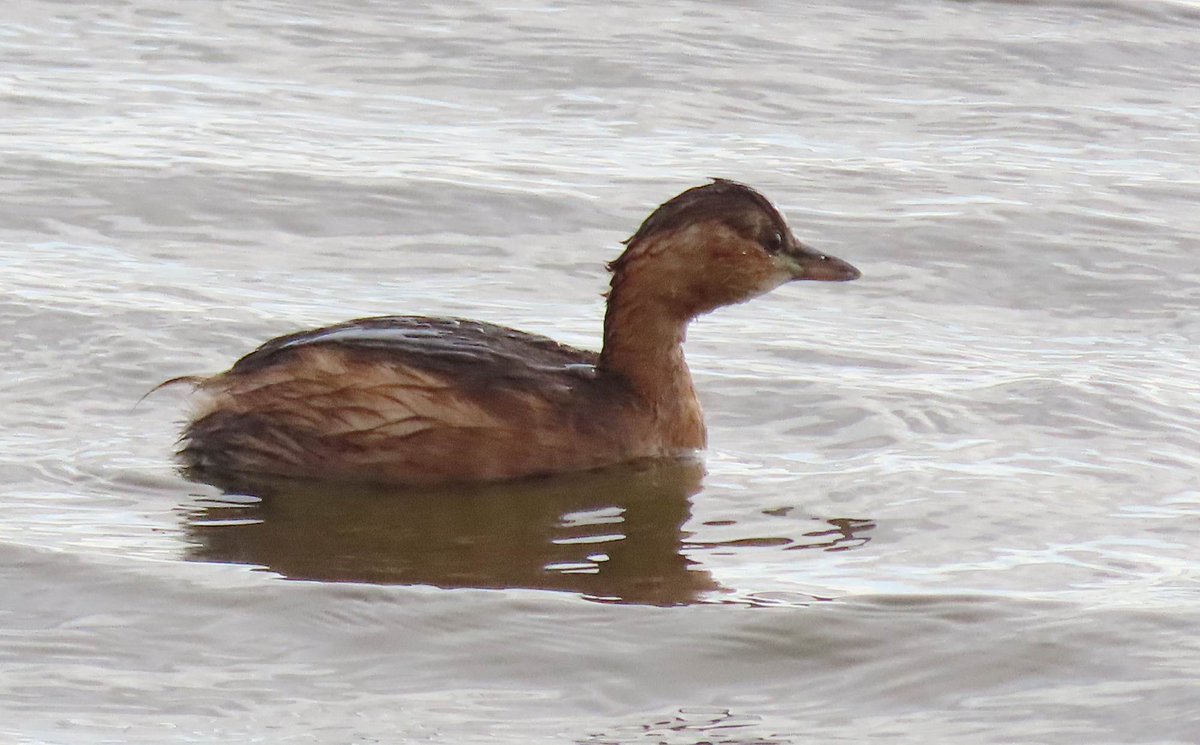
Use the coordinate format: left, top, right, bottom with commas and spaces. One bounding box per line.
136, 375, 206, 408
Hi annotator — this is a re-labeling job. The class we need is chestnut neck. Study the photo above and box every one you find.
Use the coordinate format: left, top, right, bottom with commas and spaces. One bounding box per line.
598, 263, 705, 448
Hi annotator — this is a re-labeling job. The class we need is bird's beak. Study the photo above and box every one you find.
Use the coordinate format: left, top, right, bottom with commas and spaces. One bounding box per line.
784, 240, 861, 282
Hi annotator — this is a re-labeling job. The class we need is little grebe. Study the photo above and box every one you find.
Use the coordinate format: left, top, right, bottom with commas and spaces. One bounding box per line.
174, 179, 860, 485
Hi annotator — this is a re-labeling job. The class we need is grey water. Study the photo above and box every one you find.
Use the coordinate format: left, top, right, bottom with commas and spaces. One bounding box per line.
2, 0, 1199, 742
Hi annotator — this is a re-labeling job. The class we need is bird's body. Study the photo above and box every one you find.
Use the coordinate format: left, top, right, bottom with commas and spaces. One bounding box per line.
182, 316, 668, 484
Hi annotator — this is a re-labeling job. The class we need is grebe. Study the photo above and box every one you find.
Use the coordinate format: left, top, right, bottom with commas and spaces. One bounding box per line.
173, 179, 860, 485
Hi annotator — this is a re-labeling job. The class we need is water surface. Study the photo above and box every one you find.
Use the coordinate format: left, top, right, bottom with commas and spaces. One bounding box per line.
2, 0, 1199, 742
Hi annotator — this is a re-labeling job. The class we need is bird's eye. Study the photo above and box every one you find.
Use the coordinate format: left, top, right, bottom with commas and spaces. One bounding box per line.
765, 231, 784, 254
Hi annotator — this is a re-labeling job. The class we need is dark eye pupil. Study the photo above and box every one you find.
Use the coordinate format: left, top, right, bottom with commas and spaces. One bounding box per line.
766, 231, 783, 252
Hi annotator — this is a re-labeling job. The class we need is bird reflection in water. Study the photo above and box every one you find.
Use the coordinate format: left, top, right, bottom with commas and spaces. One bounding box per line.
183, 460, 876, 607
184, 457, 720, 606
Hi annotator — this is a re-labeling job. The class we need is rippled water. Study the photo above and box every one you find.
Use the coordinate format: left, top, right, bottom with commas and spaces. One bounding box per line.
3, 0, 1199, 742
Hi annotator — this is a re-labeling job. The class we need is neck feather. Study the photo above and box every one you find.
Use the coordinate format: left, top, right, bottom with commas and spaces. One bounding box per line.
599, 261, 705, 449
